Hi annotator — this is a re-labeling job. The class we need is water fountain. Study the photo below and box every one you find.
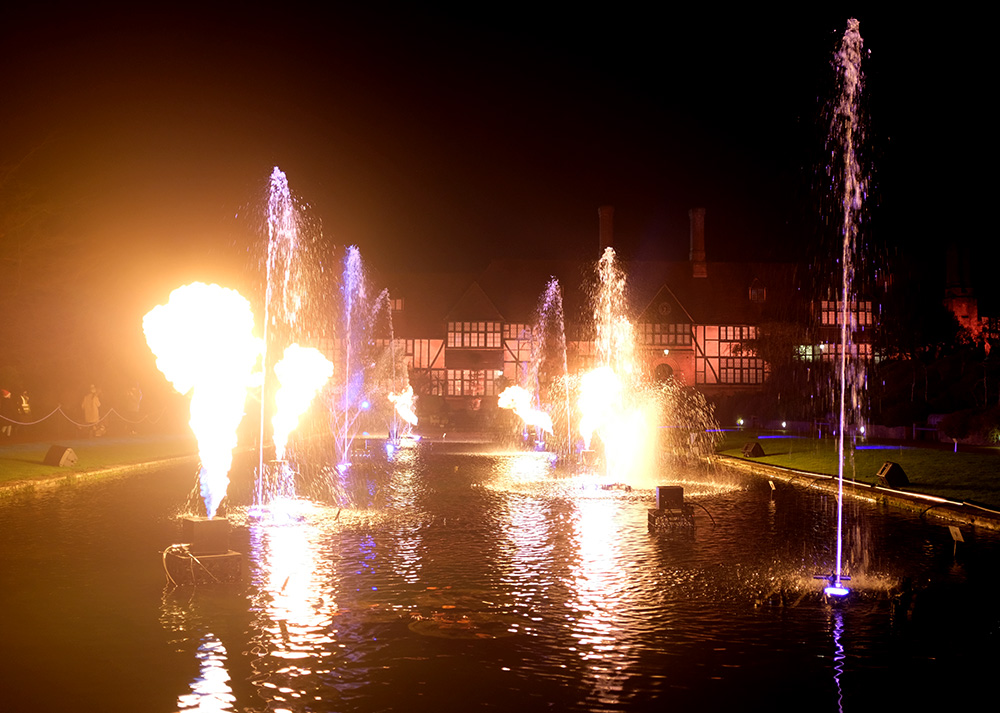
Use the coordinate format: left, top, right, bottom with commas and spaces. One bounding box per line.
820, 18, 867, 601
144, 282, 262, 582
496, 247, 721, 497
327, 246, 414, 467
574, 248, 719, 487
240, 168, 339, 522
520, 277, 571, 454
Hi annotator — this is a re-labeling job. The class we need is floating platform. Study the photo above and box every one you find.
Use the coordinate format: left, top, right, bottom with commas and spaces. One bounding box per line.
647, 507, 695, 529
648, 485, 695, 529
163, 516, 242, 585
163, 546, 242, 585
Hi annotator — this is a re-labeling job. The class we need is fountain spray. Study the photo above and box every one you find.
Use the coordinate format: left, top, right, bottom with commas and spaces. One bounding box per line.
258, 167, 299, 501
822, 18, 866, 600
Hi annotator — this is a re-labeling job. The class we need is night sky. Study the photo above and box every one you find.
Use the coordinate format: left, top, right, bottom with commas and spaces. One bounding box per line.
0, 5, 990, 390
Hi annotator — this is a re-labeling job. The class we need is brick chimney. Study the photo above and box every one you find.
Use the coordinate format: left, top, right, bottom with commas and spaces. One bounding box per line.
598, 205, 614, 254
689, 207, 707, 278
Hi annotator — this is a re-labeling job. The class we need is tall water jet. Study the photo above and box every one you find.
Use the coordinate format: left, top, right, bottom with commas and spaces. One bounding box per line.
259, 168, 304, 491
826, 18, 867, 598
571, 248, 720, 485
499, 278, 570, 451
577, 248, 657, 484
534, 278, 572, 454
144, 283, 262, 517
381, 294, 416, 445
329, 247, 401, 464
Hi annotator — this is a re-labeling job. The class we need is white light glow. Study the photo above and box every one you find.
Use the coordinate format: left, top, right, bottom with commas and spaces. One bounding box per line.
272, 344, 334, 461
144, 283, 261, 517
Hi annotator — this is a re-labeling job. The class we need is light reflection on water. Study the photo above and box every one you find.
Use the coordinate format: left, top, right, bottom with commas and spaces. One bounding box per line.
1, 445, 998, 712
176, 633, 235, 712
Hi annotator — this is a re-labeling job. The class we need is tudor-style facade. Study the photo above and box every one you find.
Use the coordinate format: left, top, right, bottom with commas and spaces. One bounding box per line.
380, 208, 873, 412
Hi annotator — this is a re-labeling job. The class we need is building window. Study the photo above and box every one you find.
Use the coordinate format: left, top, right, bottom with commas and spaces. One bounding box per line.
448, 321, 502, 349
638, 322, 692, 346
820, 300, 872, 327
504, 323, 530, 340
445, 369, 497, 397
390, 297, 404, 312
719, 357, 766, 384
750, 281, 766, 303
719, 326, 756, 342
800, 342, 873, 363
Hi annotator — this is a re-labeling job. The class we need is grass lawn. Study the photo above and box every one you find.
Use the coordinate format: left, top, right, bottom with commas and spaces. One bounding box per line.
0, 435, 199, 485
718, 429, 1000, 509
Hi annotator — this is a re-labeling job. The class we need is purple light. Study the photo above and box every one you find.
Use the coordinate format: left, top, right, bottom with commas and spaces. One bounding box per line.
824, 586, 850, 598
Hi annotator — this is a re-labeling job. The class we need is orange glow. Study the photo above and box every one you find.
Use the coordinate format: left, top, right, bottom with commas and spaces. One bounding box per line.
143, 283, 261, 517
498, 385, 554, 435
388, 384, 418, 426
272, 344, 334, 461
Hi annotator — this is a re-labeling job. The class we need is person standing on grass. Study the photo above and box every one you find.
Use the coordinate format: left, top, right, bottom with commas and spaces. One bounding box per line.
81, 385, 103, 437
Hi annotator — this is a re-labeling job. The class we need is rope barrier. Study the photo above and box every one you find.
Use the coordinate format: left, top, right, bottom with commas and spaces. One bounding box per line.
0, 405, 167, 427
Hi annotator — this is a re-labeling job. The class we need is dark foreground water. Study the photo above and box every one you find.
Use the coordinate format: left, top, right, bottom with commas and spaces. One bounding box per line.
2, 443, 998, 713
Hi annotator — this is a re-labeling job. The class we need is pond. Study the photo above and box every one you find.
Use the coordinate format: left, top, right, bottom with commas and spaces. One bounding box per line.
1, 443, 998, 712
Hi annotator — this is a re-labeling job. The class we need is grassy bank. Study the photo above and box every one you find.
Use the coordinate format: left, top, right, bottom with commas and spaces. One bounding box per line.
4, 429, 999, 512
0, 435, 199, 485
718, 429, 1000, 509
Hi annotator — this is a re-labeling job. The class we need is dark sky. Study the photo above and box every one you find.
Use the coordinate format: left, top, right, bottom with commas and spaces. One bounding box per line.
0, 5, 992, 383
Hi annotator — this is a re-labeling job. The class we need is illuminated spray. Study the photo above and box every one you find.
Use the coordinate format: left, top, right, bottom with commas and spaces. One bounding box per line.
576, 248, 655, 484
144, 283, 261, 518
259, 167, 303, 487
821, 18, 866, 599
532, 278, 572, 453
336, 247, 366, 464
329, 247, 408, 461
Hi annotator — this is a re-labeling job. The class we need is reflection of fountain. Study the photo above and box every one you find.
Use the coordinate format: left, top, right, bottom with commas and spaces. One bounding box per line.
829, 607, 846, 713
824, 18, 867, 599
177, 633, 236, 712
246, 510, 339, 707
160, 590, 242, 713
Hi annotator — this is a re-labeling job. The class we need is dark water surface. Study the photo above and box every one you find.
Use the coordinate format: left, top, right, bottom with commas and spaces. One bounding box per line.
2, 445, 998, 712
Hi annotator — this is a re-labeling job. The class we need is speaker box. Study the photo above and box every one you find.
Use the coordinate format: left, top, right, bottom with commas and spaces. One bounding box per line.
181, 517, 231, 555
877, 461, 909, 488
742, 442, 765, 458
656, 486, 684, 510
43, 445, 78, 467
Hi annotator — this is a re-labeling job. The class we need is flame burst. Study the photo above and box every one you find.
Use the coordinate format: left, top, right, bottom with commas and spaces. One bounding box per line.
143, 283, 261, 517
498, 385, 554, 435
272, 344, 334, 461
388, 385, 418, 426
